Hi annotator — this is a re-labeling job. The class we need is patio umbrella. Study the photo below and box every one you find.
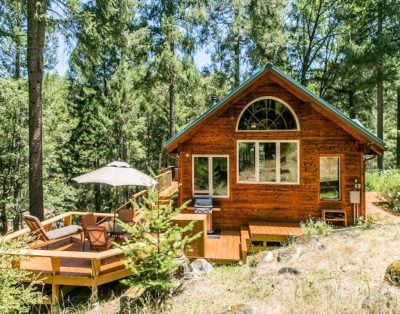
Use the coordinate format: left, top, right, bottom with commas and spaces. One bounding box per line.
72, 161, 157, 226
72, 161, 157, 187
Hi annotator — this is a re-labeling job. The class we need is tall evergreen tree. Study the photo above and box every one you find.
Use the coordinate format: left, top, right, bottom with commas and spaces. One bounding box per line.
139, 0, 208, 137
66, 0, 148, 211
205, 0, 286, 90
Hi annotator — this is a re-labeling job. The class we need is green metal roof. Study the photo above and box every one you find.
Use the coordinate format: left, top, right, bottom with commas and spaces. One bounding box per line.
164, 63, 385, 150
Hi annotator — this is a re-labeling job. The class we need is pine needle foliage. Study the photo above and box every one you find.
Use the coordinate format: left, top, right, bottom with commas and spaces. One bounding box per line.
0, 237, 43, 313
117, 188, 201, 296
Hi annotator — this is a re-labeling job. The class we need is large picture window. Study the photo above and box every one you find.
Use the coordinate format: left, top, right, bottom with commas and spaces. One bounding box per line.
320, 156, 340, 200
193, 155, 229, 197
237, 97, 299, 131
237, 141, 299, 184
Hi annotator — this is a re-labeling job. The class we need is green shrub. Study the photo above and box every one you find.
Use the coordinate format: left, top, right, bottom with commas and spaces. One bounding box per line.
0, 237, 43, 313
300, 218, 333, 236
116, 188, 201, 299
366, 170, 400, 211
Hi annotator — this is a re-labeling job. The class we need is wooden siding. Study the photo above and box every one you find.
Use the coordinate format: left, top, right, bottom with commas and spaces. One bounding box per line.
177, 77, 364, 230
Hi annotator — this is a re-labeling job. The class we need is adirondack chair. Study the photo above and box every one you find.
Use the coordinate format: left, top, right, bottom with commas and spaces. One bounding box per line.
24, 214, 82, 247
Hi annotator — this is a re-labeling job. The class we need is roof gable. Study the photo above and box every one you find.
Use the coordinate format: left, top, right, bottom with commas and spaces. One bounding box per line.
164, 64, 385, 154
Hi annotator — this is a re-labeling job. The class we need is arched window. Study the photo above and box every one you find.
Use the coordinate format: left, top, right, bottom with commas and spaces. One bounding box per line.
237, 97, 299, 131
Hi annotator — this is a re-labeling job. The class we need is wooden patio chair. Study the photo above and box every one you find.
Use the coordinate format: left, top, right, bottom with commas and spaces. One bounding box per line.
85, 225, 113, 251
24, 215, 82, 247
117, 208, 135, 226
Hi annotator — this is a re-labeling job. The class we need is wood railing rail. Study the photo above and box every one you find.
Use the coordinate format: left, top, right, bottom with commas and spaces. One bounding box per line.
155, 170, 173, 192
115, 189, 149, 213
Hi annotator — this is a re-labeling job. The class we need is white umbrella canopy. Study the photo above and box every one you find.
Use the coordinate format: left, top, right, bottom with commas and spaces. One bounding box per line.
72, 161, 157, 187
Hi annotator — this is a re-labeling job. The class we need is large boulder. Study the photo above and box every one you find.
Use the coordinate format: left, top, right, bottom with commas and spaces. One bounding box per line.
385, 261, 400, 287
191, 258, 214, 275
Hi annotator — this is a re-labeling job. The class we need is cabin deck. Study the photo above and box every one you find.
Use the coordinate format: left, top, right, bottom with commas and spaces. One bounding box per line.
205, 230, 241, 262
20, 235, 125, 278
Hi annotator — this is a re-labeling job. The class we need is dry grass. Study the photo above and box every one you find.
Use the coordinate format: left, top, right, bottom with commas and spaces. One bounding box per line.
166, 224, 400, 314
81, 224, 400, 313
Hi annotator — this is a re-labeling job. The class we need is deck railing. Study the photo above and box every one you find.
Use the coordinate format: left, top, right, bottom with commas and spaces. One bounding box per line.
1, 211, 129, 304
155, 170, 173, 192
1, 210, 204, 305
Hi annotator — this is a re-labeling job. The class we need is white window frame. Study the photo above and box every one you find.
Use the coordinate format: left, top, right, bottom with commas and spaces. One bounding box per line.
319, 156, 341, 201
236, 96, 300, 132
192, 154, 230, 198
236, 140, 300, 185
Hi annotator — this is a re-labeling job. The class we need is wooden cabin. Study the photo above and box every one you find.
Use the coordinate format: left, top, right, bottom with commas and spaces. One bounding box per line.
164, 64, 384, 254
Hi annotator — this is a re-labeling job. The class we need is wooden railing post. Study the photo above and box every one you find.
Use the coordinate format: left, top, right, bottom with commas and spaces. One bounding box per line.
63, 214, 72, 226
51, 257, 61, 307
91, 259, 101, 302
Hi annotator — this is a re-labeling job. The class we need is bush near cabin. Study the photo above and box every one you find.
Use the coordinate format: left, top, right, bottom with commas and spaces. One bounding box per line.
300, 218, 333, 236
366, 170, 400, 212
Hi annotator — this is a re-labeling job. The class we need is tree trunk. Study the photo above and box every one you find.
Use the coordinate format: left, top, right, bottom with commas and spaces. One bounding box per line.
349, 90, 356, 119
27, 0, 47, 221
233, 2, 240, 87
169, 76, 176, 137
376, 2, 384, 171
397, 87, 400, 169
166, 0, 176, 138
14, 10, 22, 79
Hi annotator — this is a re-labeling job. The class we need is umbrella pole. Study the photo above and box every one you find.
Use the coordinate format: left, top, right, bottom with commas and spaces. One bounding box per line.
113, 186, 117, 230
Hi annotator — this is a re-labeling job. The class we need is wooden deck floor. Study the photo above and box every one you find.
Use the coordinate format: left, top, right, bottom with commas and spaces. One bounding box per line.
205, 230, 241, 262
248, 221, 303, 237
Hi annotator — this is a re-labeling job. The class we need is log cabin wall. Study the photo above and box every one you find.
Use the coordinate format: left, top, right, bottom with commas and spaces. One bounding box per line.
178, 77, 364, 230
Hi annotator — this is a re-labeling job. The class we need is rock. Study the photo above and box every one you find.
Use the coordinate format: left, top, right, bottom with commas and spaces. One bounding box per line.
223, 304, 255, 314
250, 251, 274, 267
294, 234, 312, 245
119, 286, 146, 313
191, 258, 214, 275
277, 246, 303, 262
278, 267, 300, 275
362, 287, 396, 310
175, 255, 195, 280
385, 261, 400, 287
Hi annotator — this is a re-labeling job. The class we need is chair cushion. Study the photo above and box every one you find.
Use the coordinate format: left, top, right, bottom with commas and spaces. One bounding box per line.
46, 225, 82, 240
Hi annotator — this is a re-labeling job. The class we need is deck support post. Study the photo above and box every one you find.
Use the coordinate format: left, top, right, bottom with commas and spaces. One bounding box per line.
51, 284, 60, 311
90, 285, 98, 302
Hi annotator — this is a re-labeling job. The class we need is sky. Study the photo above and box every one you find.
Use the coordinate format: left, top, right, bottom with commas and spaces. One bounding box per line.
55, 35, 211, 75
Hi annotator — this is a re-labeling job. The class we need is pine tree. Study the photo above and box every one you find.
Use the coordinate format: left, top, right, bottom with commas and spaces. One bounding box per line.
205, 0, 286, 90
118, 188, 200, 296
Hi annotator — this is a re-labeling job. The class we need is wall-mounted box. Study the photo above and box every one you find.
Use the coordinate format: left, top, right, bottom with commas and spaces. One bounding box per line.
350, 190, 360, 204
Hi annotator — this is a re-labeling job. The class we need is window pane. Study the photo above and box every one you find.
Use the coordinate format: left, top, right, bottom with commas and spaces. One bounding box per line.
259, 143, 276, 182
212, 157, 228, 196
239, 143, 256, 182
320, 157, 340, 199
280, 142, 298, 183
194, 157, 209, 192
238, 99, 298, 130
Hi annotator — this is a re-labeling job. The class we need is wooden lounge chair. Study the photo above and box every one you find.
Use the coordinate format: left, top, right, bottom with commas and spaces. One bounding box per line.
24, 214, 82, 246
85, 225, 113, 251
